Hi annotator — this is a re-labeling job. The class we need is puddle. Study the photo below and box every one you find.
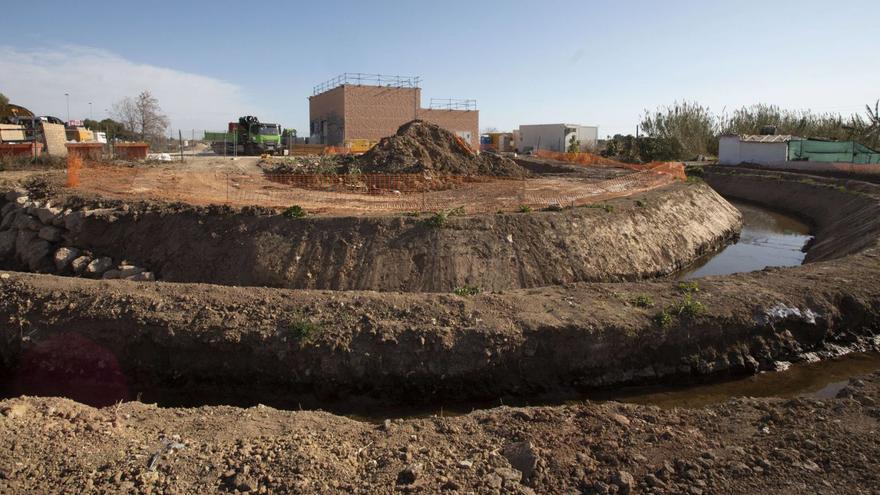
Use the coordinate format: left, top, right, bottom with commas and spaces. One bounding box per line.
577, 352, 880, 409
677, 200, 812, 280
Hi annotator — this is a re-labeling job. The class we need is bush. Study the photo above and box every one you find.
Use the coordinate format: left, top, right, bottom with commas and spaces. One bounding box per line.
283, 205, 306, 218
283, 318, 321, 343
518, 205, 533, 213
453, 285, 481, 296
423, 211, 448, 228
676, 293, 707, 318
632, 295, 655, 308
678, 281, 699, 293
653, 309, 673, 328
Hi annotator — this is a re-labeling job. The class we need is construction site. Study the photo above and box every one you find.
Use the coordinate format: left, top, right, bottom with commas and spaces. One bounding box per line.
2, 74, 880, 494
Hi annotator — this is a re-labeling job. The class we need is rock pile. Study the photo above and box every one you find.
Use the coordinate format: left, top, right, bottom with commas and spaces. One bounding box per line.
0, 189, 155, 281
358, 120, 528, 177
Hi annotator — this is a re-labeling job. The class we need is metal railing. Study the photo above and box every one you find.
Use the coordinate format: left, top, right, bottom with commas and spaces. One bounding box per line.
428, 98, 477, 111
312, 73, 422, 96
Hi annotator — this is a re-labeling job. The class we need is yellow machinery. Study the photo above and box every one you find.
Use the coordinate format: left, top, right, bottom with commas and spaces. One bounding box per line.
65, 127, 94, 142
344, 139, 378, 154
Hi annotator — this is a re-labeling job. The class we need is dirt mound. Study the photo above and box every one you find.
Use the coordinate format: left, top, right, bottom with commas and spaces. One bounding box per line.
359, 120, 528, 177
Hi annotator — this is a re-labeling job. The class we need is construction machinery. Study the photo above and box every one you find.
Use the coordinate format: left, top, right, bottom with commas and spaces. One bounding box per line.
205, 116, 282, 155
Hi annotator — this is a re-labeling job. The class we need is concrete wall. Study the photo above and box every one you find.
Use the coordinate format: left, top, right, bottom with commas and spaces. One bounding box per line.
41, 123, 68, 157
717, 136, 740, 165
718, 136, 788, 165
308, 85, 479, 149
518, 124, 599, 152
418, 108, 479, 149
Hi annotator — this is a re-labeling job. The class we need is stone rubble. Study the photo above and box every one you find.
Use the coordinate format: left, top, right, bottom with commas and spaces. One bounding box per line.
0, 191, 156, 282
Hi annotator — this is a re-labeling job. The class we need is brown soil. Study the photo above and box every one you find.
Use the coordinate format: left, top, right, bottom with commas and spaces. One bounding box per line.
7, 180, 736, 292
359, 120, 528, 177
60, 162, 675, 216
1, 167, 880, 493
2, 372, 880, 494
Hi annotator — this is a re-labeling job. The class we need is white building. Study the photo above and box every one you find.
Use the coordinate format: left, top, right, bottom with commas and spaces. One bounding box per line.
517, 124, 599, 153
718, 134, 798, 165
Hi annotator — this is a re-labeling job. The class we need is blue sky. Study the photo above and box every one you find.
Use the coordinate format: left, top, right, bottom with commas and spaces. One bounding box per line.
2, 0, 878, 137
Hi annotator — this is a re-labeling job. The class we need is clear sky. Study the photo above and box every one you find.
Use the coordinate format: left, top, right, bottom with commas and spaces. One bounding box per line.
2, 0, 878, 137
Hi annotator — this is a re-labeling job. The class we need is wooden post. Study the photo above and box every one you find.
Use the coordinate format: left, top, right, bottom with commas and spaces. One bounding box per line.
178, 129, 184, 162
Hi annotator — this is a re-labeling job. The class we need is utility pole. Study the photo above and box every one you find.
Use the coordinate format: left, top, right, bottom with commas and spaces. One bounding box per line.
65, 93, 70, 123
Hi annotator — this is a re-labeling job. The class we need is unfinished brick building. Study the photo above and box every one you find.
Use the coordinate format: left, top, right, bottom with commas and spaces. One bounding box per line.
309, 73, 479, 149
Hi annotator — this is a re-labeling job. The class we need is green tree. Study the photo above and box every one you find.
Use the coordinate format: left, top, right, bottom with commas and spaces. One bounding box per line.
640, 101, 718, 159
862, 100, 880, 149
567, 134, 580, 153
0, 93, 9, 118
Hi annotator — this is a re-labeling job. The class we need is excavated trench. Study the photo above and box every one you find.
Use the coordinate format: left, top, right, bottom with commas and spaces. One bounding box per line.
1, 166, 880, 415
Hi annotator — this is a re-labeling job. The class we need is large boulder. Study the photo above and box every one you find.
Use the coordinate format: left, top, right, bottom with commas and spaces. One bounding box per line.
13, 213, 42, 231
63, 210, 86, 234
22, 238, 53, 272
54, 247, 81, 272
0, 230, 16, 260
126, 271, 155, 282
15, 230, 37, 261
71, 256, 93, 274
1, 202, 16, 218
1, 209, 18, 231
118, 264, 144, 278
38, 226, 63, 243
35, 206, 62, 225
86, 256, 114, 276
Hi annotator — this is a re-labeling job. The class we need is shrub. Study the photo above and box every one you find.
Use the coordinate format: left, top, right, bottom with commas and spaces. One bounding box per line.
635, 200, 646, 208
518, 205, 533, 213
585, 203, 614, 213
423, 211, 448, 228
283, 205, 306, 218
283, 318, 321, 343
652, 309, 673, 328
453, 285, 481, 296
678, 281, 699, 293
676, 293, 707, 318
632, 295, 655, 308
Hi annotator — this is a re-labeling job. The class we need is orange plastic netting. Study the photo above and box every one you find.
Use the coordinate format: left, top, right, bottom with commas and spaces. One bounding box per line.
532, 150, 686, 180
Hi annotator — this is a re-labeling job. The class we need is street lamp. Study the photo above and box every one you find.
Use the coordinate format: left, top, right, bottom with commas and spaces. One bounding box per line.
89, 102, 93, 121
64, 93, 70, 123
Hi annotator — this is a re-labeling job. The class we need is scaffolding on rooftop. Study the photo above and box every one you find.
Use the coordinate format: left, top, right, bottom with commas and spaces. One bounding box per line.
312, 73, 422, 96
428, 98, 477, 111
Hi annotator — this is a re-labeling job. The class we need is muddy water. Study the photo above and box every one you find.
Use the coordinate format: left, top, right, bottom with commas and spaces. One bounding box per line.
578, 352, 880, 410
676, 200, 812, 280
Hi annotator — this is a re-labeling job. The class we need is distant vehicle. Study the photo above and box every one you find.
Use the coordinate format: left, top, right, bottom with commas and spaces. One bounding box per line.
204, 116, 282, 155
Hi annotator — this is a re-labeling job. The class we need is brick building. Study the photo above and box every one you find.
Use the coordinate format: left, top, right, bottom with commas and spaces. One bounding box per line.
309, 73, 479, 149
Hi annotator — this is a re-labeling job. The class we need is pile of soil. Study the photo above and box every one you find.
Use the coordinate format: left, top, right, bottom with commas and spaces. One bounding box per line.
359, 120, 528, 177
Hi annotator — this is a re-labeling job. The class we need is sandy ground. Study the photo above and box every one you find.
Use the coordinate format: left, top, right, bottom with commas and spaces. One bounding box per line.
64, 159, 675, 216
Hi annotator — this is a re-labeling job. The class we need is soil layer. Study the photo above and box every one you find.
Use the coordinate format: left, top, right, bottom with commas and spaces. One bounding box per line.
1, 179, 740, 292
2, 372, 879, 494
0, 169, 879, 410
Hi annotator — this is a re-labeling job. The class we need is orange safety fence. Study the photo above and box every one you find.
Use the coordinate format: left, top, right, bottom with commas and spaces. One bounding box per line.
532, 150, 687, 180
66, 160, 680, 215
66, 155, 82, 187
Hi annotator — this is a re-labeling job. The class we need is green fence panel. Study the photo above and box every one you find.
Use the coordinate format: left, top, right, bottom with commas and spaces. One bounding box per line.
788, 139, 880, 164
